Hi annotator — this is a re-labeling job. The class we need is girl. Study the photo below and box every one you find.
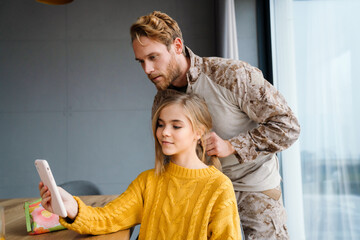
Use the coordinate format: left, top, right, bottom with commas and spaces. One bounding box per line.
39, 91, 241, 239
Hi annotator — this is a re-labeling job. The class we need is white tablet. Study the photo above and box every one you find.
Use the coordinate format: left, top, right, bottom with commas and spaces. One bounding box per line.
34, 159, 67, 218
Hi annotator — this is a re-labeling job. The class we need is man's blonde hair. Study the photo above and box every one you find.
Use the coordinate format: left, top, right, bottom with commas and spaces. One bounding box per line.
152, 91, 222, 174
130, 11, 184, 53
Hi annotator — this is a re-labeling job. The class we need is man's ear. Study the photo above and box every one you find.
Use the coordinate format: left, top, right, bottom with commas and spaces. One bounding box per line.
173, 37, 184, 55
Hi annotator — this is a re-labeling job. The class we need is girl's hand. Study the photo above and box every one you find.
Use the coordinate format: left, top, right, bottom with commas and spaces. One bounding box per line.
38, 181, 79, 219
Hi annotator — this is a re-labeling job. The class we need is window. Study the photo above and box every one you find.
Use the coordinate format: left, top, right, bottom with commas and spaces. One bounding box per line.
271, 0, 360, 239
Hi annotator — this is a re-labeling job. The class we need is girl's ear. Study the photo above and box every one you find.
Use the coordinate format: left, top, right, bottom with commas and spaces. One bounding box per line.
195, 127, 206, 142
193, 129, 201, 143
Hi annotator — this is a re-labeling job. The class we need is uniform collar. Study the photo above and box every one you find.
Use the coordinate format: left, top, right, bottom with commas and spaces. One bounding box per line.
185, 46, 203, 84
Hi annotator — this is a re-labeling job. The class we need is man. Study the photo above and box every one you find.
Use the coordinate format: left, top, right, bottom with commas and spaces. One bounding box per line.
130, 11, 300, 239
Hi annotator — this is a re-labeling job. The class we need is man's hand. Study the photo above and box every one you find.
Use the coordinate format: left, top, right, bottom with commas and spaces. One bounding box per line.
205, 132, 235, 158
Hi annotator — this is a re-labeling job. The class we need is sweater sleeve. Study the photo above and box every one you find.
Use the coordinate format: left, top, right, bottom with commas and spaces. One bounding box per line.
208, 180, 241, 240
59, 171, 149, 235
229, 66, 300, 163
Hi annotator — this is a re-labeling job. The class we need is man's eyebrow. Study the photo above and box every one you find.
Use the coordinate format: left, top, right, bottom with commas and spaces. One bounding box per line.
135, 52, 158, 61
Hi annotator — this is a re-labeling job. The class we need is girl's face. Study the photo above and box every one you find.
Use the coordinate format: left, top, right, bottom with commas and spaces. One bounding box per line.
156, 103, 200, 158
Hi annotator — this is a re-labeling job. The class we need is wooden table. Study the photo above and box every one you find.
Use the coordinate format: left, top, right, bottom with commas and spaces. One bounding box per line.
0, 195, 131, 240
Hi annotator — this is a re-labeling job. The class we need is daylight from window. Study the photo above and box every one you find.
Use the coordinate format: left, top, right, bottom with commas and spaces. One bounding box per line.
293, 0, 360, 239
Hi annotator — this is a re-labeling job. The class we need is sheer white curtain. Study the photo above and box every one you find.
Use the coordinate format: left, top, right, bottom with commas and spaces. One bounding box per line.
216, 0, 239, 60
270, 1, 306, 239
271, 0, 360, 239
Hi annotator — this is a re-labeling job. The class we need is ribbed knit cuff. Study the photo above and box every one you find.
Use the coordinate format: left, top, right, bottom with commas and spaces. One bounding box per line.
59, 196, 87, 233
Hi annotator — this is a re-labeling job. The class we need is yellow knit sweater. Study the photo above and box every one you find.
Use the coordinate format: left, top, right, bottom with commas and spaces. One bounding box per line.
60, 162, 241, 239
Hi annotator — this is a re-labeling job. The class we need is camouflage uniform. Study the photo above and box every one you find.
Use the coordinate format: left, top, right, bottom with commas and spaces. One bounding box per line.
153, 47, 300, 239
236, 186, 289, 239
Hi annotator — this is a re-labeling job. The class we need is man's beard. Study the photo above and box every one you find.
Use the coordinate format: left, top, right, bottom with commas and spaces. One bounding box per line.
150, 56, 181, 91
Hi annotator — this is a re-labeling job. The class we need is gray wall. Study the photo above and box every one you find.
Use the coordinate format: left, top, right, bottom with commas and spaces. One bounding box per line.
235, 0, 258, 67
0, 0, 217, 199
0, 0, 258, 199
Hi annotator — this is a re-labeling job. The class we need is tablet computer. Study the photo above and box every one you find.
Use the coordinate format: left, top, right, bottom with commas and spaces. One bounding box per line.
34, 159, 67, 218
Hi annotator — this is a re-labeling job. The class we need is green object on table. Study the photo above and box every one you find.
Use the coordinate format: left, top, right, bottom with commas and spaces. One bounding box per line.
24, 198, 66, 235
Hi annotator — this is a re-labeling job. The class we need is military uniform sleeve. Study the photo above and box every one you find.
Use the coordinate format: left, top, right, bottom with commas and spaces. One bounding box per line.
59, 171, 149, 235
228, 66, 300, 163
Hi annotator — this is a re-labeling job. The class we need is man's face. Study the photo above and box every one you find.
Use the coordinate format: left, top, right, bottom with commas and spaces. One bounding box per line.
132, 36, 181, 90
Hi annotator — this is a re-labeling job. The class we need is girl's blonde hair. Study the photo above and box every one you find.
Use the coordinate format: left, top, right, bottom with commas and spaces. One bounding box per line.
152, 91, 222, 174
130, 11, 185, 54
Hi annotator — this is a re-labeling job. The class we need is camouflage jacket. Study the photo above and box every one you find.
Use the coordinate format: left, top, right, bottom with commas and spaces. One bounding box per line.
153, 47, 300, 191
